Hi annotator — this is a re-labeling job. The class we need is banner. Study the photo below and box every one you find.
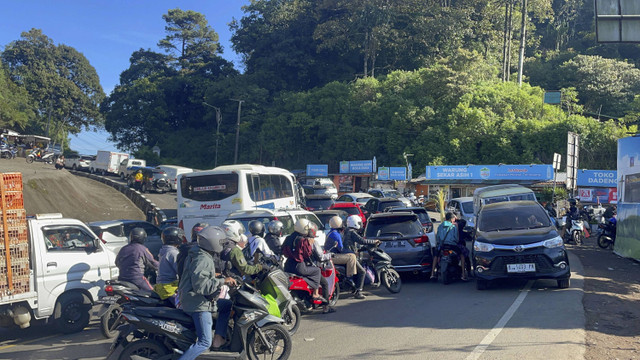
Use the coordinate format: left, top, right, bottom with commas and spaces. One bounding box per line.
424, 165, 553, 181
389, 167, 407, 181
576, 170, 617, 187
616, 136, 640, 260
306, 164, 328, 177
378, 167, 390, 180
339, 161, 350, 174
340, 160, 374, 174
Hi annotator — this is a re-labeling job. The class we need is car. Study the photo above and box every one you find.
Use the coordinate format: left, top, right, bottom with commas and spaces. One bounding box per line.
304, 194, 335, 211
126, 166, 172, 193
156, 165, 194, 191
471, 200, 571, 290
362, 197, 405, 216
363, 212, 432, 275
384, 207, 436, 248
87, 219, 163, 259
312, 209, 349, 234
447, 197, 476, 228
335, 192, 374, 206
368, 189, 412, 207
329, 202, 367, 226
225, 208, 327, 246
300, 177, 338, 199
64, 154, 95, 171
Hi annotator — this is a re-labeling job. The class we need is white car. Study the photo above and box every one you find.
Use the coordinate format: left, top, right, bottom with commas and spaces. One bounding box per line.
156, 165, 194, 191
335, 192, 374, 206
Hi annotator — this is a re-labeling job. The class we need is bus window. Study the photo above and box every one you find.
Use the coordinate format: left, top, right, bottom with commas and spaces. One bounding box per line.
181, 173, 239, 202
246, 174, 294, 202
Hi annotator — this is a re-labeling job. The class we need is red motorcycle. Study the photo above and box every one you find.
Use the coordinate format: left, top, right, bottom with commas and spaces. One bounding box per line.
288, 260, 339, 312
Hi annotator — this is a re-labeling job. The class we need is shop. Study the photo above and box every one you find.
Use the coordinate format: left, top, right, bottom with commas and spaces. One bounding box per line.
576, 170, 617, 204
336, 160, 376, 194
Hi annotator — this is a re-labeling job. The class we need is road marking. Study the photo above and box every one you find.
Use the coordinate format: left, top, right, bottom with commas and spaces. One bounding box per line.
0, 333, 58, 351
466, 280, 534, 360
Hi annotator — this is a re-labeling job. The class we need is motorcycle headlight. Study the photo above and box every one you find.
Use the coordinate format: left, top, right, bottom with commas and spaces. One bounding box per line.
543, 236, 564, 249
474, 242, 494, 252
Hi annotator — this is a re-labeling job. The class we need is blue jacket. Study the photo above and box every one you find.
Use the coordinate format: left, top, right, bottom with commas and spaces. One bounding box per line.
436, 221, 459, 248
324, 229, 343, 253
115, 243, 158, 283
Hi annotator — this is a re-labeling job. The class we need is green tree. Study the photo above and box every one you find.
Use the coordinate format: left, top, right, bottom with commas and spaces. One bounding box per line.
0, 66, 34, 131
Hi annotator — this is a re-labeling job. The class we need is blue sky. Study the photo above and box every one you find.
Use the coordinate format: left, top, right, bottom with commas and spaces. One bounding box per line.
0, 0, 248, 154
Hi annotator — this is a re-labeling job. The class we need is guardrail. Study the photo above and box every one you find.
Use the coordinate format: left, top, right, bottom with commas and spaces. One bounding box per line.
69, 170, 168, 225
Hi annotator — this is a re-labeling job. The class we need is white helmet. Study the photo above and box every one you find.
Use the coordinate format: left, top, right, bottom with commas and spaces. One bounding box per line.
221, 220, 246, 244
346, 215, 363, 230
329, 216, 343, 229
294, 218, 311, 236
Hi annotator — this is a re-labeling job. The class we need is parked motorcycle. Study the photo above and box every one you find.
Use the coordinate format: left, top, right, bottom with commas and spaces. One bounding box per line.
0, 145, 17, 159
26, 148, 55, 164
336, 243, 402, 294
437, 246, 471, 285
109, 283, 292, 360
288, 260, 339, 312
597, 218, 617, 249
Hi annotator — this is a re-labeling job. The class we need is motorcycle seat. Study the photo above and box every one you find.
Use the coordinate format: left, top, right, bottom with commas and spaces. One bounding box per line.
134, 306, 193, 324
131, 288, 161, 299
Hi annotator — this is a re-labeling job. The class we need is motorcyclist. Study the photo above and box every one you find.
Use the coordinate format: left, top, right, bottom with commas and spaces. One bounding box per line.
115, 228, 159, 291
307, 223, 336, 313
219, 220, 265, 280
264, 220, 284, 257
430, 212, 468, 281
247, 220, 277, 263
179, 226, 236, 358
562, 199, 581, 238
177, 222, 209, 277
134, 169, 144, 191
342, 215, 380, 254
153, 227, 183, 304
324, 216, 366, 299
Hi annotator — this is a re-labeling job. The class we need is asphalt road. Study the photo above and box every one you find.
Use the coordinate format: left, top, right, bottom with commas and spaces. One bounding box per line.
0, 253, 585, 360
104, 174, 178, 219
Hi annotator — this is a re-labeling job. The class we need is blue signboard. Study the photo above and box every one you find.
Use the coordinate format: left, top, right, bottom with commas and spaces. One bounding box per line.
389, 167, 407, 180
306, 164, 328, 177
378, 167, 390, 180
544, 91, 561, 104
339, 161, 350, 174
425, 165, 553, 181
576, 170, 617, 187
348, 160, 373, 173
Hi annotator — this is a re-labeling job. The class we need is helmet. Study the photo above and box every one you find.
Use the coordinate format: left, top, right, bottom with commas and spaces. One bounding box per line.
129, 227, 147, 244
329, 216, 343, 229
162, 226, 183, 245
196, 226, 225, 254
191, 222, 209, 243
346, 215, 363, 230
267, 220, 284, 236
221, 220, 246, 244
248, 220, 265, 237
308, 222, 318, 238
294, 218, 311, 236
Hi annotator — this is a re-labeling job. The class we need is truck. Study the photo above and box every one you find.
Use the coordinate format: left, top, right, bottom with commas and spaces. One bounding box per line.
118, 158, 146, 180
89, 150, 129, 176
0, 173, 118, 333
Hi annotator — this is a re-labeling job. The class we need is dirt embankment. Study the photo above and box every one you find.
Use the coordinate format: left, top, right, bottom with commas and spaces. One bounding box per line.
0, 158, 143, 222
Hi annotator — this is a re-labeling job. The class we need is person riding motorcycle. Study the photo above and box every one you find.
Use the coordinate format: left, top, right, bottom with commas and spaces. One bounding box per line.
342, 215, 380, 254
115, 228, 159, 291
219, 220, 265, 280
264, 220, 284, 257
562, 199, 581, 239
323, 216, 366, 299
178, 226, 236, 358
247, 220, 277, 263
430, 212, 468, 281
177, 222, 210, 277
134, 169, 144, 191
153, 227, 183, 304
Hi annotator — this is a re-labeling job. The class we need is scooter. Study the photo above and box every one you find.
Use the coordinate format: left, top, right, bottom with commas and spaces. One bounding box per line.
597, 218, 616, 249
561, 215, 588, 245
437, 246, 471, 285
26, 148, 55, 164
288, 260, 339, 312
108, 283, 292, 360
253, 267, 301, 335
335, 244, 402, 294
0, 145, 17, 159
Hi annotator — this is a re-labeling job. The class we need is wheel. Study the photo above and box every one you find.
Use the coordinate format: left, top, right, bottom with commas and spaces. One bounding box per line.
597, 235, 610, 249
572, 231, 582, 245
281, 305, 301, 335
53, 292, 91, 334
381, 268, 402, 293
476, 279, 489, 290
72, 164, 77, 170
328, 281, 340, 307
100, 304, 123, 339
141, 183, 147, 193
118, 339, 169, 360
101, 169, 106, 176
46, 157, 53, 165
247, 324, 292, 360
557, 278, 570, 289
441, 262, 451, 285
26, 156, 33, 164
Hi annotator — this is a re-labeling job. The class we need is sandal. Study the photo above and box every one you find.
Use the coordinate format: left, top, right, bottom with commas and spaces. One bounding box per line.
322, 307, 336, 314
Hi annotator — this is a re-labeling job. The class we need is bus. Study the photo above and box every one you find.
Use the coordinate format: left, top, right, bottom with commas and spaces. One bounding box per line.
177, 164, 300, 241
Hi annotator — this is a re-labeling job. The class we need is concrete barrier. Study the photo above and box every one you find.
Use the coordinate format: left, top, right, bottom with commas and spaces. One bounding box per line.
70, 170, 168, 225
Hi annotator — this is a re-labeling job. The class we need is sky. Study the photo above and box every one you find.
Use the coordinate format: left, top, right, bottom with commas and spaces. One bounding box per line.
0, 0, 249, 154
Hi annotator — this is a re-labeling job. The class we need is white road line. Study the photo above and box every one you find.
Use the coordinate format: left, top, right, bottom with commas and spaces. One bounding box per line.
466, 280, 534, 360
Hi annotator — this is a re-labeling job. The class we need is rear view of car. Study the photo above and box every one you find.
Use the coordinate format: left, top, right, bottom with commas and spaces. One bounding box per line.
385, 207, 435, 247
304, 194, 335, 211
364, 212, 432, 275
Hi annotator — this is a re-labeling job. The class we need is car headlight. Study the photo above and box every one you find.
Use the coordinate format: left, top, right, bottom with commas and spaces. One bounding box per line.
474, 242, 494, 252
543, 236, 564, 249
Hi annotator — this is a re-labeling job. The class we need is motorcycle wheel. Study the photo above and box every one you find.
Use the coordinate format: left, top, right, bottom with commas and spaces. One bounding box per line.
441, 262, 451, 285
100, 304, 123, 339
26, 156, 33, 164
281, 305, 301, 335
118, 339, 169, 360
572, 231, 583, 245
247, 323, 292, 360
381, 268, 402, 293
328, 281, 340, 307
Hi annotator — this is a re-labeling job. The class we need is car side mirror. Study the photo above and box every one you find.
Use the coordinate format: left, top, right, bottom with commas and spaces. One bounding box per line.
93, 238, 103, 252
431, 218, 437, 223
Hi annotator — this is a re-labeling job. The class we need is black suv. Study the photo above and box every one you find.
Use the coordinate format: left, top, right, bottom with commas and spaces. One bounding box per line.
472, 200, 570, 290
364, 212, 432, 275
304, 194, 335, 211
362, 197, 405, 216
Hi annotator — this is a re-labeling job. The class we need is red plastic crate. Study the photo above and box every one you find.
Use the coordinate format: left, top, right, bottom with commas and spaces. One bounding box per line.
2, 191, 23, 210
0, 209, 27, 227
1, 173, 23, 192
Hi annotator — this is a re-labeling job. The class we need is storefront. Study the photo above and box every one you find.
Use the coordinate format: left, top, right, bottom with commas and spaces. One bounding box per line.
336, 160, 376, 194
576, 170, 617, 204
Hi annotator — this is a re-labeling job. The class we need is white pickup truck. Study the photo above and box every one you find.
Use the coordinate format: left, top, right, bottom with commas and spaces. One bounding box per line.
118, 158, 146, 180
0, 214, 119, 333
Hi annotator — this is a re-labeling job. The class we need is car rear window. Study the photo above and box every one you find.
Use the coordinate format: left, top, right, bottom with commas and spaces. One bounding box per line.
339, 207, 360, 215
296, 213, 323, 230
478, 205, 551, 233
90, 225, 123, 237
306, 198, 334, 210
379, 201, 404, 212
365, 215, 422, 238
180, 173, 239, 201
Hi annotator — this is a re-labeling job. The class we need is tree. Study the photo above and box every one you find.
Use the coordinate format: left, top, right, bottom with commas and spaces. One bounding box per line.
0, 66, 34, 131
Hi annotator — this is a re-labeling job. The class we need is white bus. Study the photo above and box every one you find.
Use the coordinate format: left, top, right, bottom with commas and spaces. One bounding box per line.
177, 164, 300, 241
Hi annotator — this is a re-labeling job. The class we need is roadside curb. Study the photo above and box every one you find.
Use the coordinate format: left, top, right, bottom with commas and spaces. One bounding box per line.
69, 170, 167, 225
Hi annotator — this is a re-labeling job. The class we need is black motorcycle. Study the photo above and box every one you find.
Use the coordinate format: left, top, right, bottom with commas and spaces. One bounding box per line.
0, 145, 17, 159
336, 244, 402, 294
437, 246, 470, 285
109, 283, 292, 360
597, 218, 617, 249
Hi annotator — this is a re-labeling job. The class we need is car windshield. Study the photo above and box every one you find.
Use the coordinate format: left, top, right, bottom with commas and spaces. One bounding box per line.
478, 205, 551, 232
461, 201, 474, 214
383, 190, 401, 198
379, 201, 404, 212
306, 198, 334, 210
365, 215, 422, 238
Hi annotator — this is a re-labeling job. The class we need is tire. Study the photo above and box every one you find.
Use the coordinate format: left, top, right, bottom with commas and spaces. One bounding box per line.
26, 156, 33, 164
141, 183, 147, 193
72, 164, 77, 170
120, 173, 125, 180
328, 281, 340, 307
247, 324, 292, 360
118, 339, 169, 360
476, 279, 489, 290
101, 169, 106, 176
53, 292, 91, 334
441, 261, 451, 285
572, 231, 583, 245
557, 278, 570, 289
597, 235, 611, 249
281, 305, 301, 336
100, 304, 123, 339
381, 268, 402, 293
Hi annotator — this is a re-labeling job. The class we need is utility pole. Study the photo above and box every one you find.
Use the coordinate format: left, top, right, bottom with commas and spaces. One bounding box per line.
516, 0, 527, 86
203, 102, 222, 168
230, 99, 244, 164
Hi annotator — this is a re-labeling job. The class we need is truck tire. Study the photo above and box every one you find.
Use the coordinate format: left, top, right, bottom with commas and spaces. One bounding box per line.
53, 292, 91, 334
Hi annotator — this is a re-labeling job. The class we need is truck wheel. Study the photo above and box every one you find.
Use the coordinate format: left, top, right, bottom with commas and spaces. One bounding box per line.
120, 173, 125, 180
53, 292, 91, 334
141, 183, 147, 193
72, 164, 77, 170
557, 278, 570, 289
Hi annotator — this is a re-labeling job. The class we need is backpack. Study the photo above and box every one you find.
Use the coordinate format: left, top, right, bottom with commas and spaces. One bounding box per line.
281, 233, 298, 259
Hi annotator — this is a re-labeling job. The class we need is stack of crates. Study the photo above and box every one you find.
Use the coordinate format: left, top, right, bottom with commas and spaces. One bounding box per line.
0, 172, 29, 297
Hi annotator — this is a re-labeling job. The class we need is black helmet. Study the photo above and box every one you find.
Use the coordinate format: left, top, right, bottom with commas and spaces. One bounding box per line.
248, 220, 265, 237
191, 222, 209, 243
162, 226, 183, 245
129, 227, 147, 244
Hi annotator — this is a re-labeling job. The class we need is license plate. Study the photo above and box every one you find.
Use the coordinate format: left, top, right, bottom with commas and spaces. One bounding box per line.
96, 295, 121, 304
506, 263, 536, 273
385, 241, 405, 248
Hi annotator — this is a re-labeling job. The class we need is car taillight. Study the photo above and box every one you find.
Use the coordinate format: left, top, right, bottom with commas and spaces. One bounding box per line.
178, 220, 184, 230
442, 249, 453, 256
413, 235, 429, 244
105, 285, 113, 295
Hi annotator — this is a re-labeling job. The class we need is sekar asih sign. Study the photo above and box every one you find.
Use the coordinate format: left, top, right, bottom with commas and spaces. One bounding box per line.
425, 165, 553, 181
576, 170, 617, 187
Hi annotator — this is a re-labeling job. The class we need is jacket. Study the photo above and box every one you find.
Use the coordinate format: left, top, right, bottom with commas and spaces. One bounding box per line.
436, 221, 459, 248
115, 243, 158, 283
157, 245, 180, 284
324, 229, 343, 253
178, 245, 223, 313
229, 245, 263, 276
343, 228, 377, 253
264, 233, 282, 256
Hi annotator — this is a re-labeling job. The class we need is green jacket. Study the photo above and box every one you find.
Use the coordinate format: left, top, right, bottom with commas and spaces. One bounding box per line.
179, 245, 223, 313
229, 246, 263, 277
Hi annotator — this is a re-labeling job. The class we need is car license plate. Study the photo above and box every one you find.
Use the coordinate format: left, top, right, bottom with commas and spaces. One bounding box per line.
96, 295, 121, 304
385, 241, 405, 248
506, 263, 536, 273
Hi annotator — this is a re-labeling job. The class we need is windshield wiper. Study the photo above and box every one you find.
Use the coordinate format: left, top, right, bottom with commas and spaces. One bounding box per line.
492, 227, 513, 231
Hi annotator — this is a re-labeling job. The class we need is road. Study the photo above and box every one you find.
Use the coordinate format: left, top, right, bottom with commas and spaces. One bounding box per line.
0, 253, 585, 360
107, 175, 178, 219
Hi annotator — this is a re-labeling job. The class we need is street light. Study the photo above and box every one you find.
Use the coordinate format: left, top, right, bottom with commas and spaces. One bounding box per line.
203, 102, 222, 168
230, 98, 244, 164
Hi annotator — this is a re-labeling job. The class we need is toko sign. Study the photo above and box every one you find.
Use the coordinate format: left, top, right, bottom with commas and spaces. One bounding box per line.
425, 165, 553, 181
576, 170, 617, 187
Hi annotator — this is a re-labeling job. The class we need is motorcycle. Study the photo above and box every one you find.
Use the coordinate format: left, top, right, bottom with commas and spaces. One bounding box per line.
560, 214, 588, 245
436, 246, 471, 285
336, 243, 402, 294
0, 145, 17, 159
26, 148, 55, 164
288, 260, 339, 312
597, 218, 617, 249
252, 267, 301, 335
109, 283, 292, 360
